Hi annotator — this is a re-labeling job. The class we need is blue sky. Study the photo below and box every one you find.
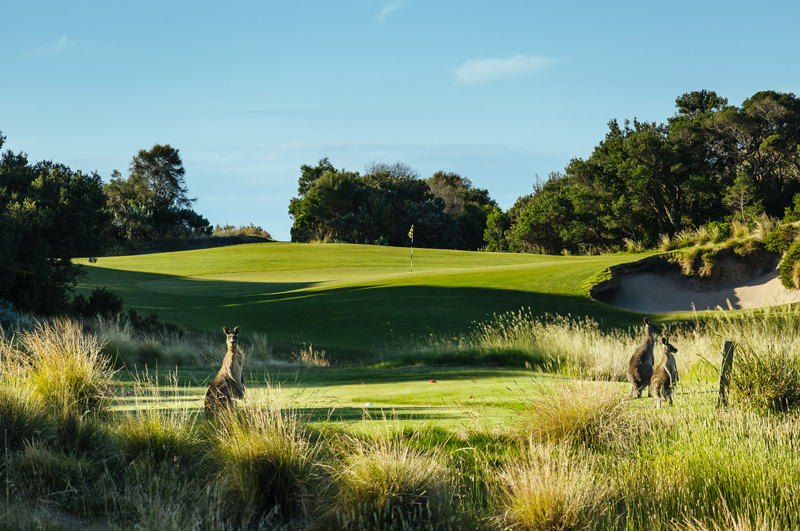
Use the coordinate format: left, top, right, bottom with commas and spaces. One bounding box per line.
3, 1, 800, 241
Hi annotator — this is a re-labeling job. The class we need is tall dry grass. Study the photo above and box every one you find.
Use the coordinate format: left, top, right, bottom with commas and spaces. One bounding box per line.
522, 379, 634, 450
18, 319, 115, 420
324, 431, 457, 530
210, 388, 321, 524
496, 442, 613, 531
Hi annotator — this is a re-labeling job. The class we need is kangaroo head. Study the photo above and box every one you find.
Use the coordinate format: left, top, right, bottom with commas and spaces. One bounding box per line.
644, 317, 662, 337
223, 325, 241, 350
661, 336, 677, 354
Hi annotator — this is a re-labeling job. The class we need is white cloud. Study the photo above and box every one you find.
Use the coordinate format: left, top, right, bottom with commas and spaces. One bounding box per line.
454, 54, 557, 85
377, 1, 404, 21
28, 35, 71, 56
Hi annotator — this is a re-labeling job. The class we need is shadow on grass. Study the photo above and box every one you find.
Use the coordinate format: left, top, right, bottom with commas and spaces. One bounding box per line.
81, 264, 644, 362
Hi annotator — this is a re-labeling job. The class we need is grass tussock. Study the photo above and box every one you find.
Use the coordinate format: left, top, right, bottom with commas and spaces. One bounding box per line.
18, 319, 115, 419
325, 432, 456, 530
210, 391, 321, 524
522, 379, 633, 449
0, 385, 56, 453
292, 344, 331, 367
496, 442, 613, 531
114, 380, 203, 469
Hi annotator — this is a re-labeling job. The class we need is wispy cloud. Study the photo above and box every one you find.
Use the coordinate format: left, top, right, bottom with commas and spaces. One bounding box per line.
377, 1, 404, 21
454, 54, 557, 85
28, 35, 72, 56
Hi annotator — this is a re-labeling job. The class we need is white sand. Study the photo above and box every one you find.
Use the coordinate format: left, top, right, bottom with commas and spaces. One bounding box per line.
612, 266, 800, 313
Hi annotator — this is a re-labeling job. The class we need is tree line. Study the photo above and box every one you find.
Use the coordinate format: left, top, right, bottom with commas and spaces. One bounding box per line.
492, 90, 800, 254
0, 137, 209, 314
288, 159, 497, 250
289, 90, 800, 255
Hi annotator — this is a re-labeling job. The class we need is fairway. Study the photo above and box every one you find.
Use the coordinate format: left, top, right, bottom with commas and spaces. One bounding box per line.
114, 366, 602, 431
78, 242, 644, 354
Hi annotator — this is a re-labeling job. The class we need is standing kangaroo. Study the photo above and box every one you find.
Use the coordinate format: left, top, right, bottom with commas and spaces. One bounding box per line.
627, 318, 662, 399
651, 336, 679, 408
205, 326, 245, 420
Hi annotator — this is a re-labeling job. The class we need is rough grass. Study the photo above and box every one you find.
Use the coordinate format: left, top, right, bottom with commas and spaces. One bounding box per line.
5, 302, 800, 528
210, 390, 321, 524
497, 443, 614, 531
324, 431, 457, 530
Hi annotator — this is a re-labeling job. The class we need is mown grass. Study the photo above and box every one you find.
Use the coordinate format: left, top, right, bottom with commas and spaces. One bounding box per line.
76, 242, 647, 356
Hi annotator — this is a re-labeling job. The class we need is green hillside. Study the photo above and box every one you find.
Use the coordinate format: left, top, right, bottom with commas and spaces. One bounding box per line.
77, 243, 644, 354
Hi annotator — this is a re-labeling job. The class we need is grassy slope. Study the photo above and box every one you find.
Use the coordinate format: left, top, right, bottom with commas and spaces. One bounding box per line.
78, 242, 647, 354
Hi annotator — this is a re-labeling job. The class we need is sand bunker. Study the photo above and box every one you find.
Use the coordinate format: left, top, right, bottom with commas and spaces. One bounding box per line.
611, 264, 800, 313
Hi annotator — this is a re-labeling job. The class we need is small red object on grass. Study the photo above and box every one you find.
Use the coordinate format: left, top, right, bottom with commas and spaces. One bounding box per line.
428, 380, 437, 383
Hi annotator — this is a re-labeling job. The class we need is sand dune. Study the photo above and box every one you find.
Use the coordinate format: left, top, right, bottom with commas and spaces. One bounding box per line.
611, 265, 800, 313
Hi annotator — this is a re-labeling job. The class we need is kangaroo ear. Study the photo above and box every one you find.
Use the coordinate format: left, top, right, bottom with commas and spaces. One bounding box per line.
223, 326, 230, 334
233, 326, 241, 334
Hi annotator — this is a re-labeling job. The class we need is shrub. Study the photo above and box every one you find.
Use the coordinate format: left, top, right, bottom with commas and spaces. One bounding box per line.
73, 286, 124, 318
762, 224, 798, 253
213, 223, 273, 239
0, 300, 37, 334
496, 443, 612, 531
325, 434, 456, 530
211, 397, 320, 522
779, 241, 800, 289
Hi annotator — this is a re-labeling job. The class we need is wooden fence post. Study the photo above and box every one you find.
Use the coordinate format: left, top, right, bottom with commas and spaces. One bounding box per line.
717, 339, 735, 408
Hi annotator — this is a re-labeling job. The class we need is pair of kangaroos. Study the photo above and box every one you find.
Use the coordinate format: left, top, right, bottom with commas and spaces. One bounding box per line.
204, 321, 678, 415
205, 325, 246, 420
628, 318, 679, 408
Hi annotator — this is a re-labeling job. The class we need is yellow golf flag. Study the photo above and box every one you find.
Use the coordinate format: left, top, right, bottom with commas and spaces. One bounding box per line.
408, 225, 414, 239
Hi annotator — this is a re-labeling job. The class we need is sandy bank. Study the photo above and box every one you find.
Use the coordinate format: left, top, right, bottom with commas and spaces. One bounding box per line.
612, 265, 800, 313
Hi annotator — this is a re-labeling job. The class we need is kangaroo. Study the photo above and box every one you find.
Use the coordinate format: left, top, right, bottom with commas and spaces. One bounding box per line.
627, 318, 662, 399
205, 326, 245, 420
651, 336, 679, 408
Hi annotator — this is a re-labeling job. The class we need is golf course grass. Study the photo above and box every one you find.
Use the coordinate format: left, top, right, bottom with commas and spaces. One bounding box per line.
113, 365, 576, 431
77, 242, 648, 356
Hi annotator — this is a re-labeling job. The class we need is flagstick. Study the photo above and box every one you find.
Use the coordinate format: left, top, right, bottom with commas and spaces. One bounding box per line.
410, 233, 413, 272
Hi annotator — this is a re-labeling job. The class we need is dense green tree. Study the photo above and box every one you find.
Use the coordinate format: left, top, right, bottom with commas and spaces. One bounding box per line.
710, 91, 800, 215
289, 160, 458, 248
427, 171, 497, 250
483, 206, 511, 252
106, 144, 210, 240
723, 172, 763, 222
0, 132, 112, 313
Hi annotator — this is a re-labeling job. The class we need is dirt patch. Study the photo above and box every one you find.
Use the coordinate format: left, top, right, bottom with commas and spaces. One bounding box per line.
592, 248, 800, 312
